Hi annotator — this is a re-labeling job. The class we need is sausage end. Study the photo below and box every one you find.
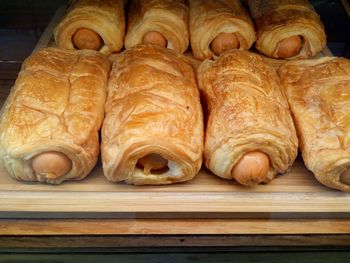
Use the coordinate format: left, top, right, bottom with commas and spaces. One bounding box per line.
31, 151, 72, 180
72, 28, 102, 51
340, 168, 350, 185
231, 151, 270, 187
211, 33, 239, 56
137, 153, 169, 175
276, 35, 302, 59
142, 31, 167, 48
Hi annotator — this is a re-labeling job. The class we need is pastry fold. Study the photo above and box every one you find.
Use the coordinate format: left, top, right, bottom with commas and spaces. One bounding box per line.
102, 44, 203, 185
247, 0, 326, 59
197, 50, 298, 185
189, 0, 255, 60
124, 0, 189, 53
54, 0, 126, 55
0, 48, 111, 184
278, 57, 350, 192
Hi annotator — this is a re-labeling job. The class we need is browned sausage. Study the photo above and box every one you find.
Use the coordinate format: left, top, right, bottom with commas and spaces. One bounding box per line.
142, 31, 167, 48
72, 28, 102, 50
276, 35, 302, 59
340, 168, 350, 185
137, 153, 168, 174
231, 150, 270, 187
31, 151, 72, 180
211, 33, 239, 56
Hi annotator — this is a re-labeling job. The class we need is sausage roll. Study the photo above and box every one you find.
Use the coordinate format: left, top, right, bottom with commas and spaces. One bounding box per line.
54, 0, 126, 55
0, 48, 111, 184
247, 0, 326, 59
102, 44, 203, 185
197, 49, 298, 186
278, 57, 350, 192
124, 0, 189, 53
189, 0, 256, 60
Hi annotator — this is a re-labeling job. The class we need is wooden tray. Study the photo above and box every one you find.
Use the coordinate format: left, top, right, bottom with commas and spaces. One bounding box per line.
1, 158, 350, 218
0, 5, 348, 221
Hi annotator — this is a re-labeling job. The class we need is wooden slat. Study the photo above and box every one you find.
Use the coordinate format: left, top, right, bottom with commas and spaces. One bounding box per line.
1, 235, 350, 248
1, 160, 349, 216
1, 219, 350, 235
1, 190, 348, 214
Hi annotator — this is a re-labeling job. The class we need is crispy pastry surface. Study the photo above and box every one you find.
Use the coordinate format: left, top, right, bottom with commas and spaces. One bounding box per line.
0, 48, 111, 184
189, 0, 256, 60
278, 57, 350, 192
247, 0, 326, 59
102, 44, 203, 185
125, 0, 189, 53
197, 49, 298, 182
54, 0, 126, 55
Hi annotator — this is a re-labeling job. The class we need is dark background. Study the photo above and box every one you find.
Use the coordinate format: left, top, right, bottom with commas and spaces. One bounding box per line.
0, 0, 349, 97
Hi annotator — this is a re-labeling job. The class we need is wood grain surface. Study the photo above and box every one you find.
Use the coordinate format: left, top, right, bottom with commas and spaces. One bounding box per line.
0, 160, 349, 217
1, 218, 350, 235
1, 234, 350, 248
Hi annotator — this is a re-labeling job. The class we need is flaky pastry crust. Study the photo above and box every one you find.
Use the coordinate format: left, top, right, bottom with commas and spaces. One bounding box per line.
189, 0, 256, 60
0, 48, 111, 184
197, 49, 298, 182
102, 44, 203, 185
54, 0, 126, 55
278, 57, 350, 192
125, 0, 189, 53
248, 0, 326, 59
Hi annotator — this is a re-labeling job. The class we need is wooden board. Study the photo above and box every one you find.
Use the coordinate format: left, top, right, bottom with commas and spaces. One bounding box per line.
0, 159, 349, 218
1, 218, 350, 235
1, 234, 350, 248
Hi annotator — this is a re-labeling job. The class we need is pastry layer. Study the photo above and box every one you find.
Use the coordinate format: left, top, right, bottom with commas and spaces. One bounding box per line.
102, 44, 203, 185
189, 0, 255, 60
197, 49, 298, 185
125, 0, 189, 53
278, 57, 350, 192
54, 0, 126, 55
248, 0, 326, 59
0, 48, 111, 184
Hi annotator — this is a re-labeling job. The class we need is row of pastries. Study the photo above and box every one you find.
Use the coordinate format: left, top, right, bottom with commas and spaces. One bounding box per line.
54, 0, 326, 60
0, 44, 349, 192
0, 0, 349, 192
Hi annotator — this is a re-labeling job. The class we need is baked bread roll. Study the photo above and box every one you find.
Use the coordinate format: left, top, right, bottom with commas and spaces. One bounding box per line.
102, 44, 203, 185
54, 0, 126, 55
0, 48, 111, 184
124, 0, 189, 53
197, 49, 298, 186
189, 0, 255, 60
278, 57, 350, 192
247, 0, 326, 59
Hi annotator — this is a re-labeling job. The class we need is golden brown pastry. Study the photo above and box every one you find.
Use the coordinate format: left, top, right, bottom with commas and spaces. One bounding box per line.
189, 0, 256, 60
247, 0, 326, 59
124, 0, 189, 53
278, 57, 350, 192
54, 0, 126, 55
102, 44, 203, 185
0, 48, 111, 184
197, 49, 298, 186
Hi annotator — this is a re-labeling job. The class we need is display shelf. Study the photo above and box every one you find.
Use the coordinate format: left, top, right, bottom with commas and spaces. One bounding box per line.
0, 4, 349, 248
